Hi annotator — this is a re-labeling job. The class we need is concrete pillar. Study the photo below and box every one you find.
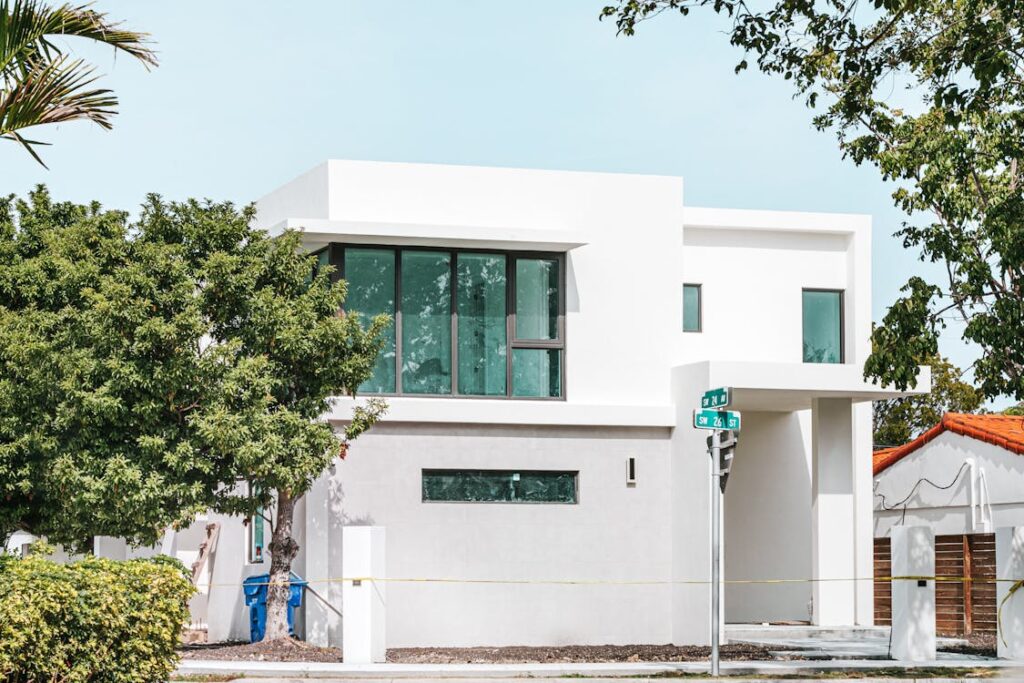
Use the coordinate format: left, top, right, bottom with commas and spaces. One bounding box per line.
93, 536, 127, 560
890, 526, 936, 661
852, 401, 875, 625
996, 527, 1024, 659
303, 473, 334, 647
811, 397, 856, 625
669, 363, 711, 645
342, 526, 386, 663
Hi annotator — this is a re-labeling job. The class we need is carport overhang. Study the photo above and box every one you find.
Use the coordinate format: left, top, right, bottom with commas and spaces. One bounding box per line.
681, 360, 931, 412
672, 359, 930, 630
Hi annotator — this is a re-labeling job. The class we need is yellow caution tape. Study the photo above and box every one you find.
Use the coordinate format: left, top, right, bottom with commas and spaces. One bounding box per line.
211, 574, 1023, 588
999, 578, 1024, 647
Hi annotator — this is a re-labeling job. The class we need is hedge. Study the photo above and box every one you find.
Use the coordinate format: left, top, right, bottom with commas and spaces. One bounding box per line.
0, 552, 194, 683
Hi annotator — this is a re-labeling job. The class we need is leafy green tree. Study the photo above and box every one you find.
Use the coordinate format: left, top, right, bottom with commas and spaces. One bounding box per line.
0, 187, 386, 640
873, 355, 982, 447
1, 1, 156, 166
1001, 402, 1024, 416
602, 0, 1024, 401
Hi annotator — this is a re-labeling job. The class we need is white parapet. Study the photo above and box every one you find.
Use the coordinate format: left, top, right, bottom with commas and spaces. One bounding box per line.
890, 526, 936, 662
342, 526, 386, 663
996, 527, 1024, 660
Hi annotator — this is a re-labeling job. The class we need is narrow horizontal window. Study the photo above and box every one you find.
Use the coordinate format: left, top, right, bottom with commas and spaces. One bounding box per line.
422, 469, 578, 504
683, 283, 701, 332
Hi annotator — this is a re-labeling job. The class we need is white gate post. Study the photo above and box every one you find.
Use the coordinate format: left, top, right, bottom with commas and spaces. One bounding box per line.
342, 526, 386, 663
996, 527, 1024, 659
890, 526, 936, 661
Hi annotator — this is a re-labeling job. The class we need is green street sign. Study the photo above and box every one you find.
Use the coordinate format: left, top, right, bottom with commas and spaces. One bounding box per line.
701, 387, 731, 409
693, 409, 741, 431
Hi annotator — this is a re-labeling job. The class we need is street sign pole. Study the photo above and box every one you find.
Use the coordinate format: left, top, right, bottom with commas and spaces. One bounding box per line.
694, 387, 734, 677
709, 429, 721, 677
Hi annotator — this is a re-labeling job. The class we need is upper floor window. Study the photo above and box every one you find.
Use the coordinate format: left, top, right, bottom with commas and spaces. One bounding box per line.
330, 245, 565, 399
683, 283, 702, 333
802, 289, 843, 363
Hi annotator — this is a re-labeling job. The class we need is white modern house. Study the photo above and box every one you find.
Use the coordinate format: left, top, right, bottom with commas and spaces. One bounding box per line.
873, 413, 1024, 637
99, 160, 929, 647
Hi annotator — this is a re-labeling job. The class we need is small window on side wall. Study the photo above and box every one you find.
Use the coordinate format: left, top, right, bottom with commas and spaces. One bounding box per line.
802, 289, 843, 363
683, 284, 702, 332
248, 509, 268, 564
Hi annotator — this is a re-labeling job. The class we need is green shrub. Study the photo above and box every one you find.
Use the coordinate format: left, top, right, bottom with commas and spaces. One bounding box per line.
0, 553, 194, 683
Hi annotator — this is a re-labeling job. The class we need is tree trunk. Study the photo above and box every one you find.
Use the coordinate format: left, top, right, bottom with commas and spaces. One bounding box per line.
263, 489, 299, 641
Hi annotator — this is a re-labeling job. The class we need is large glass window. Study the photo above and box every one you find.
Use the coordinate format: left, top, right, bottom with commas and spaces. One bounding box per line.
457, 253, 507, 396
422, 469, 578, 503
344, 248, 396, 393
341, 246, 564, 398
802, 289, 843, 363
401, 251, 452, 394
683, 283, 701, 332
512, 348, 561, 397
515, 258, 559, 340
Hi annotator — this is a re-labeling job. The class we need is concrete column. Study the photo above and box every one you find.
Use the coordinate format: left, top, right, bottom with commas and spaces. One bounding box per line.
303, 473, 333, 647
996, 527, 1024, 659
811, 397, 856, 625
852, 401, 875, 625
93, 536, 127, 560
890, 526, 936, 661
669, 364, 711, 645
342, 526, 386, 663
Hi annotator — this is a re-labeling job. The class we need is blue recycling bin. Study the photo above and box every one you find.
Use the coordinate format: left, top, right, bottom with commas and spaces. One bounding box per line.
242, 572, 308, 642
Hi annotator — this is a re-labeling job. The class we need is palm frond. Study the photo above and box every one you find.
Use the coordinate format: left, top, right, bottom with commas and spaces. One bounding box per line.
0, 53, 116, 167
0, 0, 157, 78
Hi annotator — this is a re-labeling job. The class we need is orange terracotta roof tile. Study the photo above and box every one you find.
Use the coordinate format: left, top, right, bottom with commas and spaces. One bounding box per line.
873, 413, 1024, 475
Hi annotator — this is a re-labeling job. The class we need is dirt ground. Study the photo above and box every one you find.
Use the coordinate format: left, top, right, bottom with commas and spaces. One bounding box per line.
938, 632, 997, 658
180, 639, 780, 663
180, 633, 999, 663
180, 638, 343, 663
388, 642, 781, 663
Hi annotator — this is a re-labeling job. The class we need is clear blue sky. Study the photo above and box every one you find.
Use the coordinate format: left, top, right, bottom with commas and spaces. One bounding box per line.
0, 0, 981, 394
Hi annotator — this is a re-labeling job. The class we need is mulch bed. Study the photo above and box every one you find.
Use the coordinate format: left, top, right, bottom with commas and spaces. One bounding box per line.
180, 638, 343, 663
389, 642, 780, 663
180, 639, 778, 663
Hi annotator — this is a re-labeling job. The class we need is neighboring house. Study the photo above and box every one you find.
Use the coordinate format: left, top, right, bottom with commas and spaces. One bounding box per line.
872, 413, 1024, 637
100, 160, 927, 646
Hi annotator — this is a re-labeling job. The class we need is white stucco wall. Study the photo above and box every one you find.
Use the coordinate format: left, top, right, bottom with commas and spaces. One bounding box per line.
724, 411, 813, 623
874, 431, 1024, 538
257, 160, 685, 410
315, 423, 674, 648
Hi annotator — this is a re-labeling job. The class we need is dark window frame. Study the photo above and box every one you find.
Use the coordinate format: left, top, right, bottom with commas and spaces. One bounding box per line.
801, 288, 845, 364
421, 468, 580, 504
683, 283, 702, 333
323, 243, 567, 400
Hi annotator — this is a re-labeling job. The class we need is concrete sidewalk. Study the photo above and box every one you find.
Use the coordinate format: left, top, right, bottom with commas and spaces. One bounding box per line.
175, 658, 1024, 679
